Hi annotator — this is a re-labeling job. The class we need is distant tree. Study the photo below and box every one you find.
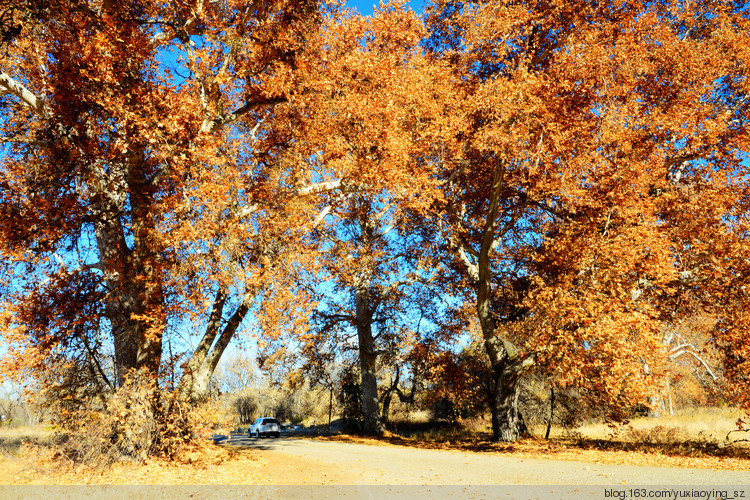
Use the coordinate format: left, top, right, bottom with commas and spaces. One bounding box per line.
213, 351, 258, 395
254, 3, 451, 435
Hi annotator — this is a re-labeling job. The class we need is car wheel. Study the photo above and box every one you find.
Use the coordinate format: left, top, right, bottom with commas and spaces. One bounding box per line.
275, 433, 280, 438
255, 430, 260, 438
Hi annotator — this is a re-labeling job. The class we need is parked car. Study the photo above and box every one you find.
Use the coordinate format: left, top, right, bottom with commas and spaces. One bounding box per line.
248, 417, 281, 438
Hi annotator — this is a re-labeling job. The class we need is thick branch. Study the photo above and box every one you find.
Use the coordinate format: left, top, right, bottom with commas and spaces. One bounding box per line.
477, 159, 505, 338
0, 73, 51, 119
178, 288, 228, 395
235, 180, 350, 219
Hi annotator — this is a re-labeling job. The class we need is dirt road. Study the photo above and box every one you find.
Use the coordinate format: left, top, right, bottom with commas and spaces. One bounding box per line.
223, 434, 750, 485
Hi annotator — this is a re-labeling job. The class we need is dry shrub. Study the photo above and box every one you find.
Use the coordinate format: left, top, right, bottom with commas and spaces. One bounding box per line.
623, 425, 688, 446
53, 373, 230, 467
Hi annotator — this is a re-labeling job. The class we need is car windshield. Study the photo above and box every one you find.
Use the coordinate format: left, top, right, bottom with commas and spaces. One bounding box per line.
262, 418, 278, 425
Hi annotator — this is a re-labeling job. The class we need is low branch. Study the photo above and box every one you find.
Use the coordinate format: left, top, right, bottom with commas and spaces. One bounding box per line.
78, 329, 114, 392
669, 348, 718, 381
726, 428, 750, 442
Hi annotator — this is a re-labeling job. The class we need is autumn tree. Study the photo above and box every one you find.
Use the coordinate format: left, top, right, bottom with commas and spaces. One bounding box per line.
656, 315, 721, 415
255, 3, 453, 435
0, 0, 344, 428
424, 0, 750, 441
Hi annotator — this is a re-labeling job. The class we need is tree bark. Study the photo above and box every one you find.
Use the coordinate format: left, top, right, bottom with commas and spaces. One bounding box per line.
484, 337, 527, 442
473, 160, 527, 442
491, 368, 524, 442
94, 148, 165, 386
356, 281, 385, 435
545, 387, 555, 440
358, 342, 383, 435
328, 385, 333, 432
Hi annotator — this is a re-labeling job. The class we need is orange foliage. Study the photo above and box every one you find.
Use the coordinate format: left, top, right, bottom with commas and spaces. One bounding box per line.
0, 0, 748, 451
423, 0, 750, 437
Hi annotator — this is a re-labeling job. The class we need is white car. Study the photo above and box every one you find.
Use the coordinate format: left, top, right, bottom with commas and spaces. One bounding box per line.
248, 417, 281, 438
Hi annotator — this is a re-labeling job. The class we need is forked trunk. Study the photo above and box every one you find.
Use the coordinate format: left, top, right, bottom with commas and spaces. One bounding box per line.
95, 147, 165, 386
178, 289, 254, 402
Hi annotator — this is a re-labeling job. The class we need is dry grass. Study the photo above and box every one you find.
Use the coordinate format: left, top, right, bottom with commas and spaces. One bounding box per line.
323, 432, 750, 471
372, 406, 750, 465
0, 438, 268, 485
552, 407, 750, 462
553, 407, 747, 443
0, 425, 55, 456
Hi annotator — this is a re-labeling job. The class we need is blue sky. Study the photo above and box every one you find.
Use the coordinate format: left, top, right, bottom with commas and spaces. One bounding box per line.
0, 0, 435, 400
346, 0, 425, 17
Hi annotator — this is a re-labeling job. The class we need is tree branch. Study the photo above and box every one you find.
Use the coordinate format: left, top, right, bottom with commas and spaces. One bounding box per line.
200, 96, 288, 133
234, 180, 351, 219
0, 73, 51, 119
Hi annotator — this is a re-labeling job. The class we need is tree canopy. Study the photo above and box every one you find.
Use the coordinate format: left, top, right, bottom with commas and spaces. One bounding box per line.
0, 0, 749, 446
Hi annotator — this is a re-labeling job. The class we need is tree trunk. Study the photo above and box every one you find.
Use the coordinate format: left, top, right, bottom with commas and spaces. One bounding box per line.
328, 386, 333, 432
381, 389, 392, 424
94, 149, 164, 387
666, 379, 674, 416
473, 160, 527, 442
486, 340, 526, 442
356, 280, 384, 435
545, 387, 555, 440
477, 260, 527, 442
357, 325, 384, 435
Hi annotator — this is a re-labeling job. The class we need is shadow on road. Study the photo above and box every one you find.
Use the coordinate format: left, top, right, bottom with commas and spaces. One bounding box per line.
214, 434, 305, 451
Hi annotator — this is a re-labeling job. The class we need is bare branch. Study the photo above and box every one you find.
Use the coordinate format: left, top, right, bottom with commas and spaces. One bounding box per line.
313, 205, 332, 226
0, 137, 39, 145
457, 244, 479, 283
669, 347, 718, 381
294, 179, 345, 197
200, 96, 288, 133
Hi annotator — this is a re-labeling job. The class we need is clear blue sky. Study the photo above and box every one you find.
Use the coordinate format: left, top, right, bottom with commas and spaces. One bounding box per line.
345, 0, 425, 17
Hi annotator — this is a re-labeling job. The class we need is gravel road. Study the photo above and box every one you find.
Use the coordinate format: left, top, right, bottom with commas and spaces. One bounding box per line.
223, 434, 750, 486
